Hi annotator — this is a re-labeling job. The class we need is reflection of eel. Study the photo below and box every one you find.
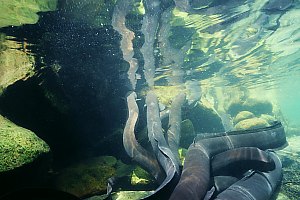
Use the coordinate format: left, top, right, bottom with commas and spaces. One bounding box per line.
140, 0, 161, 87
214, 151, 282, 200
123, 92, 164, 182
170, 122, 286, 200
143, 91, 180, 199
111, 0, 138, 90
167, 93, 186, 166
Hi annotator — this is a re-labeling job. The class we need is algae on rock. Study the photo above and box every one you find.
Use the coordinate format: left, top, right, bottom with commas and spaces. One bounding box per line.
0, 115, 50, 172
0, 36, 36, 95
54, 156, 118, 198
234, 117, 270, 131
233, 111, 255, 125
0, 0, 58, 28
180, 119, 195, 149
111, 191, 152, 200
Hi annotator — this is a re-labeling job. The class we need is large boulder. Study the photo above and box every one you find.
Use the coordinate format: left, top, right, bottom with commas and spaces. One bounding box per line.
233, 111, 255, 125
259, 114, 277, 124
0, 0, 57, 28
180, 119, 196, 149
54, 156, 118, 198
234, 117, 270, 130
0, 36, 36, 95
0, 115, 50, 172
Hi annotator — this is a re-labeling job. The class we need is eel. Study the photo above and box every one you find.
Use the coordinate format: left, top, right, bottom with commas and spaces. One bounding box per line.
211, 147, 275, 175
169, 122, 286, 200
143, 91, 180, 199
195, 121, 283, 140
262, 0, 294, 11
123, 92, 165, 182
210, 147, 276, 195
213, 176, 239, 194
214, 151, 282, 200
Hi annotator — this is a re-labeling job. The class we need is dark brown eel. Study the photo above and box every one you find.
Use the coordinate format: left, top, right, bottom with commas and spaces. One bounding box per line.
214, 151, 282, 200
169, 122, 286, 200
142, 91, 181, 199
123, 92, 165, 182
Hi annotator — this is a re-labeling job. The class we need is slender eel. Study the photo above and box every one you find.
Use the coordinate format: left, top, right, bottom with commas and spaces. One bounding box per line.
210, 147, 276, 195
196, 121, 284, 140
123, 92, 164, 182
170, 122, 286, 200
214, 151, 282, 200
143, 91, 180, 199
213, 176, 239, 194
212, 147, 275, 175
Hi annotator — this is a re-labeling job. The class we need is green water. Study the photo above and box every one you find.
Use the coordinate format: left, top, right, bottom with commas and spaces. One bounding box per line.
278, 76, 300, 128
0, 0, 300, 199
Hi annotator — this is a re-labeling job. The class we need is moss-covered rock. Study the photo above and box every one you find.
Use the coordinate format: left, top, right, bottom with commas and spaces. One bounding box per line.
0, 0, 58, 28
276, 193, 291, 200
0, 115, 50, 172
180, 119, 195, 149
228, 98, 273, 117
187, 102, 224, 133
234, 117, 270, 130
81, 191, 153, 200
0, 37, 36, 95
111, 191, 153, 200
178, 148, 187, 166
233, 111, 255, 125
130, 166, 154, 186
115, 159, 135, 178
259, 114, 276, 124
54, 156, 117, 198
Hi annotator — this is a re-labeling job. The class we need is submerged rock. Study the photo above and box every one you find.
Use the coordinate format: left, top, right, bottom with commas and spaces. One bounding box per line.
260, 114, 276, 124
178, 148, 188, 166
0, 36, 36, 95
180, 119, 196, 149
187, 102, 224, 133
276, 193, 291, 200
0, 0, 57, 28
0, 115, 50, 172
83, 190, 153, 200
234, 117, 270, 130
233, 111, 255, 125
228, 98, 273, 117
54, 156, 118, 198
111, 191, 152, 200
130, 166, 154, 186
